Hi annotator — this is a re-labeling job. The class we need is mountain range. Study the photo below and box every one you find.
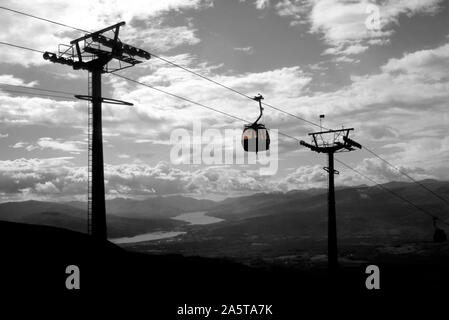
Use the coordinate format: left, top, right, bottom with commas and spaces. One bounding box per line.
0, 196, 215, 237
203, 179, 449, 240
0, 180, 448, 240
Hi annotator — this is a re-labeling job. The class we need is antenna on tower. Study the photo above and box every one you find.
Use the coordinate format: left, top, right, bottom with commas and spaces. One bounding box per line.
319, 114, 325, 131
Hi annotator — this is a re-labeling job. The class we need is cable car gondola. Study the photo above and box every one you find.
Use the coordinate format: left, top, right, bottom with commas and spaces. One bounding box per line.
242, 94, 270, 153
433, 217, 447, 243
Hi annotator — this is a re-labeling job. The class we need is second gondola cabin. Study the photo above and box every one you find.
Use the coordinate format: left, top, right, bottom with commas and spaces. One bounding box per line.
241, 94, 270, 153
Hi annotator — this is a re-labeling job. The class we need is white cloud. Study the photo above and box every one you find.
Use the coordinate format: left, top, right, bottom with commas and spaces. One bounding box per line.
0, 0, 211, 66
381, 43, 449, 80
277, 164, 327, 191
0, 157, 82, 200
340, 44, 369, 55
36, 137, 85, 153
275, 0, 310, 25
254, 0, 270, 10
105, 39, 449, 183
310, 0, 441, 43
125, 20, 201, 52
233, 46, 254, 54
0, 150, 444, 201
0, 74, 38, 87
35, 181, 60, 194
11, 142, 39, 151
0, 158, 276, 200
309, 0, 385, 44
363, 125, 398, 141
186, 166, 275, 195
264, 0, 444, 60
338, 157, 437, 186
282, 40, 449, 180
103, 62, 313, 145
0, 94, 85, 127
294, 40, 449, 117
10, 138, 85, 153
377, 136, 449, 177
104, 162, 275, 197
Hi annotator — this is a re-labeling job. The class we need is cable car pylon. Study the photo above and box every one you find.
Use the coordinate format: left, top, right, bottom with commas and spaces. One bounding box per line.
43, 22, 150, 240
300, 117, 362, 274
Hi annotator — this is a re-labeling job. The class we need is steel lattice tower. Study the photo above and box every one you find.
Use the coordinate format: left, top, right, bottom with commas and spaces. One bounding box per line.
43, 22, 150, 240
300, 125, 362, 273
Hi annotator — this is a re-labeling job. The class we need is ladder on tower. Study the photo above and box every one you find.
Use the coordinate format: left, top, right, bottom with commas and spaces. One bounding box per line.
87, 71, 93, 235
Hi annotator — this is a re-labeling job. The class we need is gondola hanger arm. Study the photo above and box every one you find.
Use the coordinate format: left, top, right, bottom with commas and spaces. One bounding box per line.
252, 93, 264, 125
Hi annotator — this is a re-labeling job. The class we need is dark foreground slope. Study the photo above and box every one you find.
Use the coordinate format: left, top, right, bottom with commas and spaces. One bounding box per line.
1, 221, 448, 317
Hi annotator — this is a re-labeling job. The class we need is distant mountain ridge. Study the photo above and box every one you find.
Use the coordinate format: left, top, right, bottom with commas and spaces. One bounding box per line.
67, 195, 216, 218
1, 180, 448, 240
0, 196, 212, 237
200, 179, 449, 240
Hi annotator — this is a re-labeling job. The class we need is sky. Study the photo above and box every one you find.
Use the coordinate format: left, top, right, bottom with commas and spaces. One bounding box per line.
0, 0, 448, 201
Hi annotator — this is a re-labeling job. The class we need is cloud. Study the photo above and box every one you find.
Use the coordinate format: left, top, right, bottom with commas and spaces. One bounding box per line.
254, 0, 270, 10
381, 43, 449, 80
0, 52, 312, 158
277, 164, 328, 191
186, 166, 274, 195
10, 138, 85, 153
105, 162, 277, 197
0, 152, 443, 201
35, 181, 60, 194
0, 158, 276, 200
125, 17, 202, 52
363, 125, 398, 141
259, 0, 444, 60
377, 136, 449, 179
11, 142, 39, 152
36, 137, 85, 153
104, 62, 313, 145
309, 0, 385, 44
338, 157, 436, 186
0, 74, 38, 87
0, 0, 447, 204
233, 46, 254, 54
278, 40, 449, 181
294, 40, 449, 118
104, 39, 449, 184
0, 94, 84, 127
0, 0, 211, 66
275, 0, 310, 25
323, 43, 369, 57
0, 157, 79, 200
310, 0, 441, 42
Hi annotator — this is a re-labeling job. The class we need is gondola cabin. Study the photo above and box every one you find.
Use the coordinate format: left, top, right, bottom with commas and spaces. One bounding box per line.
242, 123, 270, 153
242, 94, 270, 153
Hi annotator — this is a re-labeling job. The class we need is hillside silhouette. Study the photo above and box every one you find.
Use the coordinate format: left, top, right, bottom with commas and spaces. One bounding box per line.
1, 219, 448, 316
